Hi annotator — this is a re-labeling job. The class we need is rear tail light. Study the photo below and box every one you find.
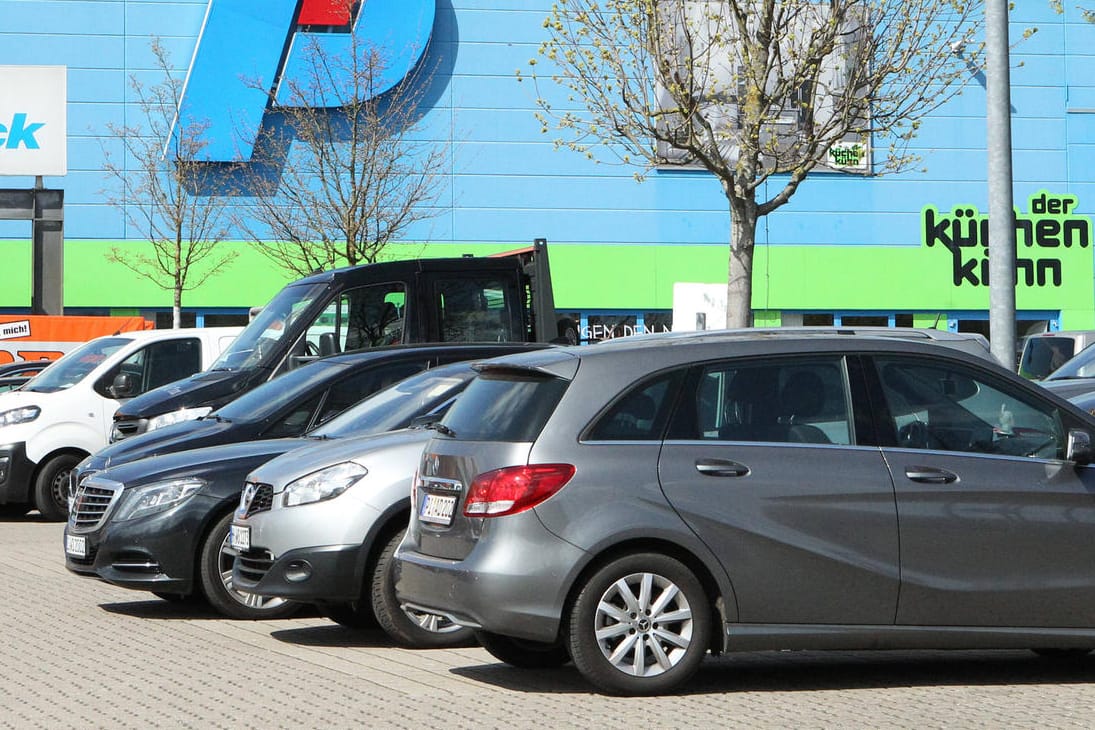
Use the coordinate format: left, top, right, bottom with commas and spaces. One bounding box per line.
464, 464, 575, 518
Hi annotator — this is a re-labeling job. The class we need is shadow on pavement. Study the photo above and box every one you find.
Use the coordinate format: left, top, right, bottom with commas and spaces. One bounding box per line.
452, 650, 1095, 696
100, 599, 320, 621
270, 625, 393, 649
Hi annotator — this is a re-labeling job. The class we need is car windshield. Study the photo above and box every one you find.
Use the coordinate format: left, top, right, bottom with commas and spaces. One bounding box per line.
210, 281, 328, 372
1045, 343, 1095, 380
213, 359, 346, 422
311, 362, 477, 438
21, 337, 133, 393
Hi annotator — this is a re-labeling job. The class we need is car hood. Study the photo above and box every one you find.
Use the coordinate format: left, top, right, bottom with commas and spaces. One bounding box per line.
247, 428, 432, 490
113, 368, 264, 420
94, 437, 311, 488
1040, 378, 1095, 400
90, 418, 229, 470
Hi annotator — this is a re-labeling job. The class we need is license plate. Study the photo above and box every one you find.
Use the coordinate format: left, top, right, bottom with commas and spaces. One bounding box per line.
229, 524, 250, 552
419, 493, 457, 526
65, 533, 87, 558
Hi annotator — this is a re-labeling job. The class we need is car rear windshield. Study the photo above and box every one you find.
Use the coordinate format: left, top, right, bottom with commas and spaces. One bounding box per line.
439, 369, 569, 442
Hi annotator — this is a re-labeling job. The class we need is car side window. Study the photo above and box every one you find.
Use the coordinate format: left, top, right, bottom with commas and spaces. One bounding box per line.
313, 362, 427, 426
875, 357, 1065, 460
676, 357, 851, 445
586, 372, 680, 441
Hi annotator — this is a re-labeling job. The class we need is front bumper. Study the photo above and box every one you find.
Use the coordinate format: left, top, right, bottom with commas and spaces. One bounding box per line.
64, 493, 223, 595
0, 441, 36, 505
394, 513, 588, 644
231, 493, 385, 602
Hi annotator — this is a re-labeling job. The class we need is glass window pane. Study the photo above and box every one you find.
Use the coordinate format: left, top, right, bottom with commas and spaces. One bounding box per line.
876, 357, 1064, 459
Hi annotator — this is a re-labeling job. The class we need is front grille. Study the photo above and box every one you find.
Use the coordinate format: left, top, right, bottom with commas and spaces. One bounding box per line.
69, 477, 122, 531
241, 482, 273, 517
235, 549, 275, 584
110, 419, 147, 442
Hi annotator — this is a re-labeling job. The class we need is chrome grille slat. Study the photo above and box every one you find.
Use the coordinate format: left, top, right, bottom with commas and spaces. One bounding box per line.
69, 477, 123, 531
242, 482, 273, 517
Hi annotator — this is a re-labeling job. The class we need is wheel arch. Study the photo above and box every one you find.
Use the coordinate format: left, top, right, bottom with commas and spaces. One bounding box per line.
356, 498, 412, 609
560, 537, 728, 654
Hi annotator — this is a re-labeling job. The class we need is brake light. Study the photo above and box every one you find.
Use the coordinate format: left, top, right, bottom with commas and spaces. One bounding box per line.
463, 464, 575, 517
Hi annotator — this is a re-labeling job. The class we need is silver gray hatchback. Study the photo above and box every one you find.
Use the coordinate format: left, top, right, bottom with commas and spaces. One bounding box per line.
395, 331, 1095, 695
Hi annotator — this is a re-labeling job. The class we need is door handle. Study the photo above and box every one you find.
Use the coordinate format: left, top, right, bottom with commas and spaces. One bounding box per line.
904, 466, 958, 484
695, 458, 750, 477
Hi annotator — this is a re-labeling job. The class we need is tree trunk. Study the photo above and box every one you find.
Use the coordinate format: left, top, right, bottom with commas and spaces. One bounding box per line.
174, 283, 182, 329
725, 194, 758, 329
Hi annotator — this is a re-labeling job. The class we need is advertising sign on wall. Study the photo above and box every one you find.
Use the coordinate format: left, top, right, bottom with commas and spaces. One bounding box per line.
0, 65, 66, 176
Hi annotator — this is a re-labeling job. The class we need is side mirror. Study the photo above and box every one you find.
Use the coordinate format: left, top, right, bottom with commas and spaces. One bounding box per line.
1067, 429, 1093, 466
108, 372, 139, 399
319, 332, 339, 356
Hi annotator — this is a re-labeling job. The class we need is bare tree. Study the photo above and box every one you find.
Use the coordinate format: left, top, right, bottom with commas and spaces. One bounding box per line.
101, 38, 237, 328
526, 0, 983, 327
239, 6, 447, 278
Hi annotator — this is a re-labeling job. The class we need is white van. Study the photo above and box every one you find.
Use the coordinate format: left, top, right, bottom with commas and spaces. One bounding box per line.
0, 327, 242, 521
1018, 330, 1095, 380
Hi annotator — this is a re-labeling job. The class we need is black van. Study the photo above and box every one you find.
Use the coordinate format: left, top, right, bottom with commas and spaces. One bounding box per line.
111, 242, 567, 441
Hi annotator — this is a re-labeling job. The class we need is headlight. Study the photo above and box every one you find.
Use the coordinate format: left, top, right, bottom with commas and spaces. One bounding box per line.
0, 405, 40, 427
283, 462, 367, 507
112, 478, 205, 521
146, 407, 213, 432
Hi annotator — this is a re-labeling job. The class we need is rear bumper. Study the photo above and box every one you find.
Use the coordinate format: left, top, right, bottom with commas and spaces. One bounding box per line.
394, 515, 586, 644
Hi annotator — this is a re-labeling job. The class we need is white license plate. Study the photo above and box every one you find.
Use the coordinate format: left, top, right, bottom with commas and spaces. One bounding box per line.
419, 493, 457, 526
229, 524, 250, 552
65, 533, 87, 558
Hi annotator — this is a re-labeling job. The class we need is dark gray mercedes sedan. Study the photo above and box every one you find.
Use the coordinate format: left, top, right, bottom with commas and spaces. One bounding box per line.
395, 330, 1095, 695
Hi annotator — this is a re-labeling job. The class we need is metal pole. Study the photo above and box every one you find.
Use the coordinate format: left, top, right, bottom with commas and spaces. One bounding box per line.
987, 0, 1016, 369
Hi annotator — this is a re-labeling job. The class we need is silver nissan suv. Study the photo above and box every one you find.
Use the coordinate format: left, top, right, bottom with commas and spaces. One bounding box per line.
395, 329, 1095, 695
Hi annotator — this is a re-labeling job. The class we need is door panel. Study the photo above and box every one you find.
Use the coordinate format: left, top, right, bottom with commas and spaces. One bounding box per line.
658, 355, 899, 625
887, 448, 1095, 627
872, 354, 1095, 628
659, 442, 899, 624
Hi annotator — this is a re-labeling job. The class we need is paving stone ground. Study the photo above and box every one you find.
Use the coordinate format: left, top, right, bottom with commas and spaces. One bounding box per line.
4, 515, 1095, 729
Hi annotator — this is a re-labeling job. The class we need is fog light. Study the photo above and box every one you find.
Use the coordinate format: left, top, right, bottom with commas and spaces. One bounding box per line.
284, 560, 312, 583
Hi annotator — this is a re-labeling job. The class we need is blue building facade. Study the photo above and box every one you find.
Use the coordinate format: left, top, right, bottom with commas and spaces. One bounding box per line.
0, 1, 1092, 338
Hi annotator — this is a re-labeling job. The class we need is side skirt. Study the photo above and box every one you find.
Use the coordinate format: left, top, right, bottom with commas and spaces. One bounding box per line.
723, 624, 1095, 652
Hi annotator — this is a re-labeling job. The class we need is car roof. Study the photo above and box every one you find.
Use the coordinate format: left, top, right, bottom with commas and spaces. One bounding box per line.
313, 341, 552, 367
474, 330, 1005, 380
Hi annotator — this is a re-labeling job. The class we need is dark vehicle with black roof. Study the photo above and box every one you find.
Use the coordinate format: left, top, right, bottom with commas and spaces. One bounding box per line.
110, 240, 570, 442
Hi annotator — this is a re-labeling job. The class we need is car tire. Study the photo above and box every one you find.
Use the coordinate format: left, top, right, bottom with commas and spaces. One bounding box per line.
567, 552, 712, 696
198, 512, 302, 620
33, 453, 82, 522
319, 601, 378, 630
476, 631, 570, 668
370, 528, 475, 648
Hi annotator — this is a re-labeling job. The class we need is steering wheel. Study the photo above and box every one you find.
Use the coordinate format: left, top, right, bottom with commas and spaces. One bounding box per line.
897, 420, 930, 449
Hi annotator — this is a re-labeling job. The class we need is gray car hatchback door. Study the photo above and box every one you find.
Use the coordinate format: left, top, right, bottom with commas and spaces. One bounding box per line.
872, 354, 1095, 628
656, 355, 901, 625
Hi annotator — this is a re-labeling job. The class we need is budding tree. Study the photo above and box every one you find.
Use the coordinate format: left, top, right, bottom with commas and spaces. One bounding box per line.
528, 0, 983, 327
101, 38, 237, 328
238, 10, 447, 277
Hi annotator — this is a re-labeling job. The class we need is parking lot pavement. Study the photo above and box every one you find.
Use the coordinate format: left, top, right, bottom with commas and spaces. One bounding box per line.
4, 516, 1095, 729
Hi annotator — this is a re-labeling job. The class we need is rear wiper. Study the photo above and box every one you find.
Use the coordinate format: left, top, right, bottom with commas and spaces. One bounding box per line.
428, 422, 456, 437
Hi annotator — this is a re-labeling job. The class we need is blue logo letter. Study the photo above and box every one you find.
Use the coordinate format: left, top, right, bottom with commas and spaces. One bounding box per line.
178, 0, 435, 162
